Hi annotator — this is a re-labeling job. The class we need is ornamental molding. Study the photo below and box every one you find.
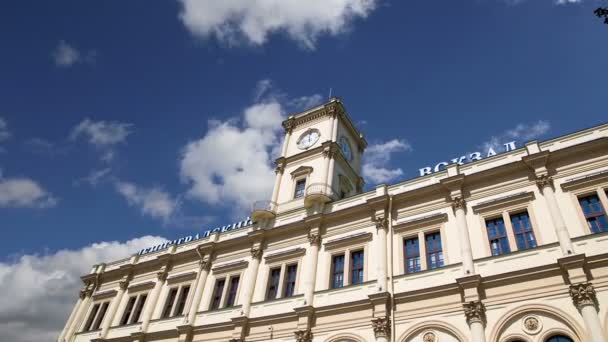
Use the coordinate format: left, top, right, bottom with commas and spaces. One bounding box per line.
422, 331, 437, 342
250, 247, 263, 260
521, 315, 542, 335
374, 216, 389, 231
156, 270, 168, 282
394, 213, 448, 233
463, 300, 486, 325
372, 317, 391, 338
264, 247, 306, 263
451, 197, 467, 211
79, 288, 87, 299
199, 258, 212, 271
118, 279, 129, 290
324, 232, 372, 250
127, 281, 155, 292
167, 271, 197, 284
307, 232, 321, 246
535, 174, 553, 189
212, 260, 249, 274
471, 191, 534, 214
294, 328, 313, 342
569, 282, 597, 309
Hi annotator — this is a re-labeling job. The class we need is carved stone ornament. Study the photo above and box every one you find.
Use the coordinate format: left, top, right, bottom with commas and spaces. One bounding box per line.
375, 217, 389, 231
118, 279, 129, 290
451, 197, 466, 211
372, 317, 391, 338
199, 258, 211, 271
157, 270, 168, 282
79, 288, 87, 299
463, 301, 486, 325
250, 247, 263, 259
522, 315, 542, 335
535, 174, 553, 189
228, 338, 244, 342
307, 233, 321, 246
423, 331, 437, 342
569, 282, 597, 309
294, 328, 313, 342
275, 164, 285, 175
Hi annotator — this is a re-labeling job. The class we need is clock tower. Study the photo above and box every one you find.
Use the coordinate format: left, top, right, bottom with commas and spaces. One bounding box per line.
252, 97, 367, 221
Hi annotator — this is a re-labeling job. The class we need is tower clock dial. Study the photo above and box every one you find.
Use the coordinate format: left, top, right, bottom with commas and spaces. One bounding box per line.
297, 129, 320, 150
339, 136, 353, 161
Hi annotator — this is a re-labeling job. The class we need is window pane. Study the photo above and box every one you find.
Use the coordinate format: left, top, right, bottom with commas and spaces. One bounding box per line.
83, 304, 100, 332
332, 254, 345, 288
211, 279, 225, 310
266, 268, 281, 300
404, 237, 421, 273
175, 286, 190, 316
579, 195, 608, 233
425, 232, 444, 269
91, 302, 109, 330
350, 250, 364, 285
283, 264, 298, 297
162, 288, 178, 318
120, 296, 137, 326
225, 277, 240, 307
486, 218, 510, 256
294, 179, 306, 198
130, 294, 147, 324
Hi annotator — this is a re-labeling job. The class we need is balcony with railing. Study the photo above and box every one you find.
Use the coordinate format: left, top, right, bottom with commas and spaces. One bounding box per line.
304, 182, 335, 207
251, 200, 278, 221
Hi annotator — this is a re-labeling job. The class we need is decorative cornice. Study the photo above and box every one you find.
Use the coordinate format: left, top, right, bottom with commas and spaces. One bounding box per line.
463, 300, 486, 325
294, 328, 313, 342
372, 316, 391, 338
535, 174, 553, 189
212, 260, 249, 274
451, 197, 466, 211
569, 282, 597, 309
264, 247, 305, 263
167, 271, 197, 284
324, 232, 372, 250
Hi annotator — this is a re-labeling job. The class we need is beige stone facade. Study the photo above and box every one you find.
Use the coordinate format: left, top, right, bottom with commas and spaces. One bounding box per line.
59, 99, 608, 342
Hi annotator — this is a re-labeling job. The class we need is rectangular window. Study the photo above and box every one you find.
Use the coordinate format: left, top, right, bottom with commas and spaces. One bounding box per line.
425, 232, 444, 269
403, 237, 421, 273
579, 194, 608, 234
294, 179, 306, 198
510, 211, 537, 251
225, 276, 240, 307
120, 296, 137, 326
91, 302, 109, 331
211, 279, 225, 310
485, 217, 511, 256
331, 254, 345, 288
130, 294, 147, 324
161, 288, 178, 318
266, 268, 281, 300
83, 303, 100, 332
350, 250, 364, 285
174, 286, 190, 316
283, 264, 298, 297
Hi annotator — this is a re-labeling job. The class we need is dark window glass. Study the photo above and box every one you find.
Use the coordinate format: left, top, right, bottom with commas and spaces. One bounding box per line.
211, 279, 225, 310
161, 288, 178, 318
294, 179, 306, 198
510, 211, 537, 250
174, 286, 190, 316
120, 296, 137, 325
225, 276, 240, 307
404, 237, 421, 273
283, 264, 298, 297
486, 217, 511, 256
130, 294, 147, 324
350, 250, 364, 285
83, 303, 100, 332
546, 335, 574, 342
266, 268, 281, 300
579, 195, 608, 234
91, 302, 109, 330
425, 232, 444, 269
331, 254, 345, 288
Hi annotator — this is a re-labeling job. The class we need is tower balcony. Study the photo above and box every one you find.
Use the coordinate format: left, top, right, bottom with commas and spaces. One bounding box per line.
251, 200, 278, 222
304, 183, 335, 208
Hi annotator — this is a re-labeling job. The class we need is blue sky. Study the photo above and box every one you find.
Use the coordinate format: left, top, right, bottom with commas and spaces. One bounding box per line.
0, 1, 606, 340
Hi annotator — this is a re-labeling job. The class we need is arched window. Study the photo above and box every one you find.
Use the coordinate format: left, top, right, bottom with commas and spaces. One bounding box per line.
546, 335, 574, 342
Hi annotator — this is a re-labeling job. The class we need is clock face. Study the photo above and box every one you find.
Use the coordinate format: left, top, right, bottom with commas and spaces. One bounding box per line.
297, 129, 320, 150
339, 136, 353, 161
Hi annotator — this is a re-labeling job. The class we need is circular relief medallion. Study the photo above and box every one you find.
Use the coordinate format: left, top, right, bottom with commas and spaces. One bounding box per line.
422, 331, 437, 342
521, 315, 542, 335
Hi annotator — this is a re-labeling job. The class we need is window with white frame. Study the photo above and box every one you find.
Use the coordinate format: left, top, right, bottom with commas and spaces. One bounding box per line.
560, 174, 608, 235
294, 178, 306, 198
394, 213, 448, 275
82, 301, 110, 332
209, 272, 242, 310
263, 249, 303, 300
119, 292, 148, 325
324, 233, 370, 289
161, 284, 190, 318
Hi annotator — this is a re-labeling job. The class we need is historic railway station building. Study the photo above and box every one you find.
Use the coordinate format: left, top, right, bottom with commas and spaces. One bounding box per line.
59, 99, 608, 342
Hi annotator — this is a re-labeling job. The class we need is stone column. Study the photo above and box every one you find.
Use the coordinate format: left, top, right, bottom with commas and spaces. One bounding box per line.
140, 269, 168, 332
536, 175, 575, 255
331, 112, 339, 142
570, 282, 606, 342
372, 317, 391, 342
327, 152, 336, 190
270, 164, 284, 205
185, 258, 211, 325
100, 279, 129, 338
323, 148, 332, 186
303, 231, 321, 306
463, 301, 486, 342
452, 198, 475, 275
65, 285, 94, 341
375, 217, 389, 292
59, 288, 86, 342
241, 247, 263, 316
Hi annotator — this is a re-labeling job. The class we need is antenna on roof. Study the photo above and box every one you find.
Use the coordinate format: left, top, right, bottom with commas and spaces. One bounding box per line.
328, 87, 333, 100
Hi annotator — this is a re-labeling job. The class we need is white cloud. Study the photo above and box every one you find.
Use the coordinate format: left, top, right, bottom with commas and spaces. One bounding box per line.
0, 177, 57, 209
70, 118, 132, 147
51, 40, 97, 67
115, 181, 179, 221
482, 120, 550, 151
177, 0, 379, 49
363, 139, 412, 184
74, 168, 112, 187
555, 0, 582, 4
0, 236, 166, 342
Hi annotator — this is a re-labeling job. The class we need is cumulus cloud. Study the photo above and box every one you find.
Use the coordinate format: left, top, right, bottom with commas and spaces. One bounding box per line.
363, 139, 412, 184
74, 168, 112, 187
0, 176, 57, 209
115, 181, 180, 221
177, 0, 379, 49
482, 120, 550, 151
70, 118, 132, 163
0, 236, 166, 342
51, 40, 97, 67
